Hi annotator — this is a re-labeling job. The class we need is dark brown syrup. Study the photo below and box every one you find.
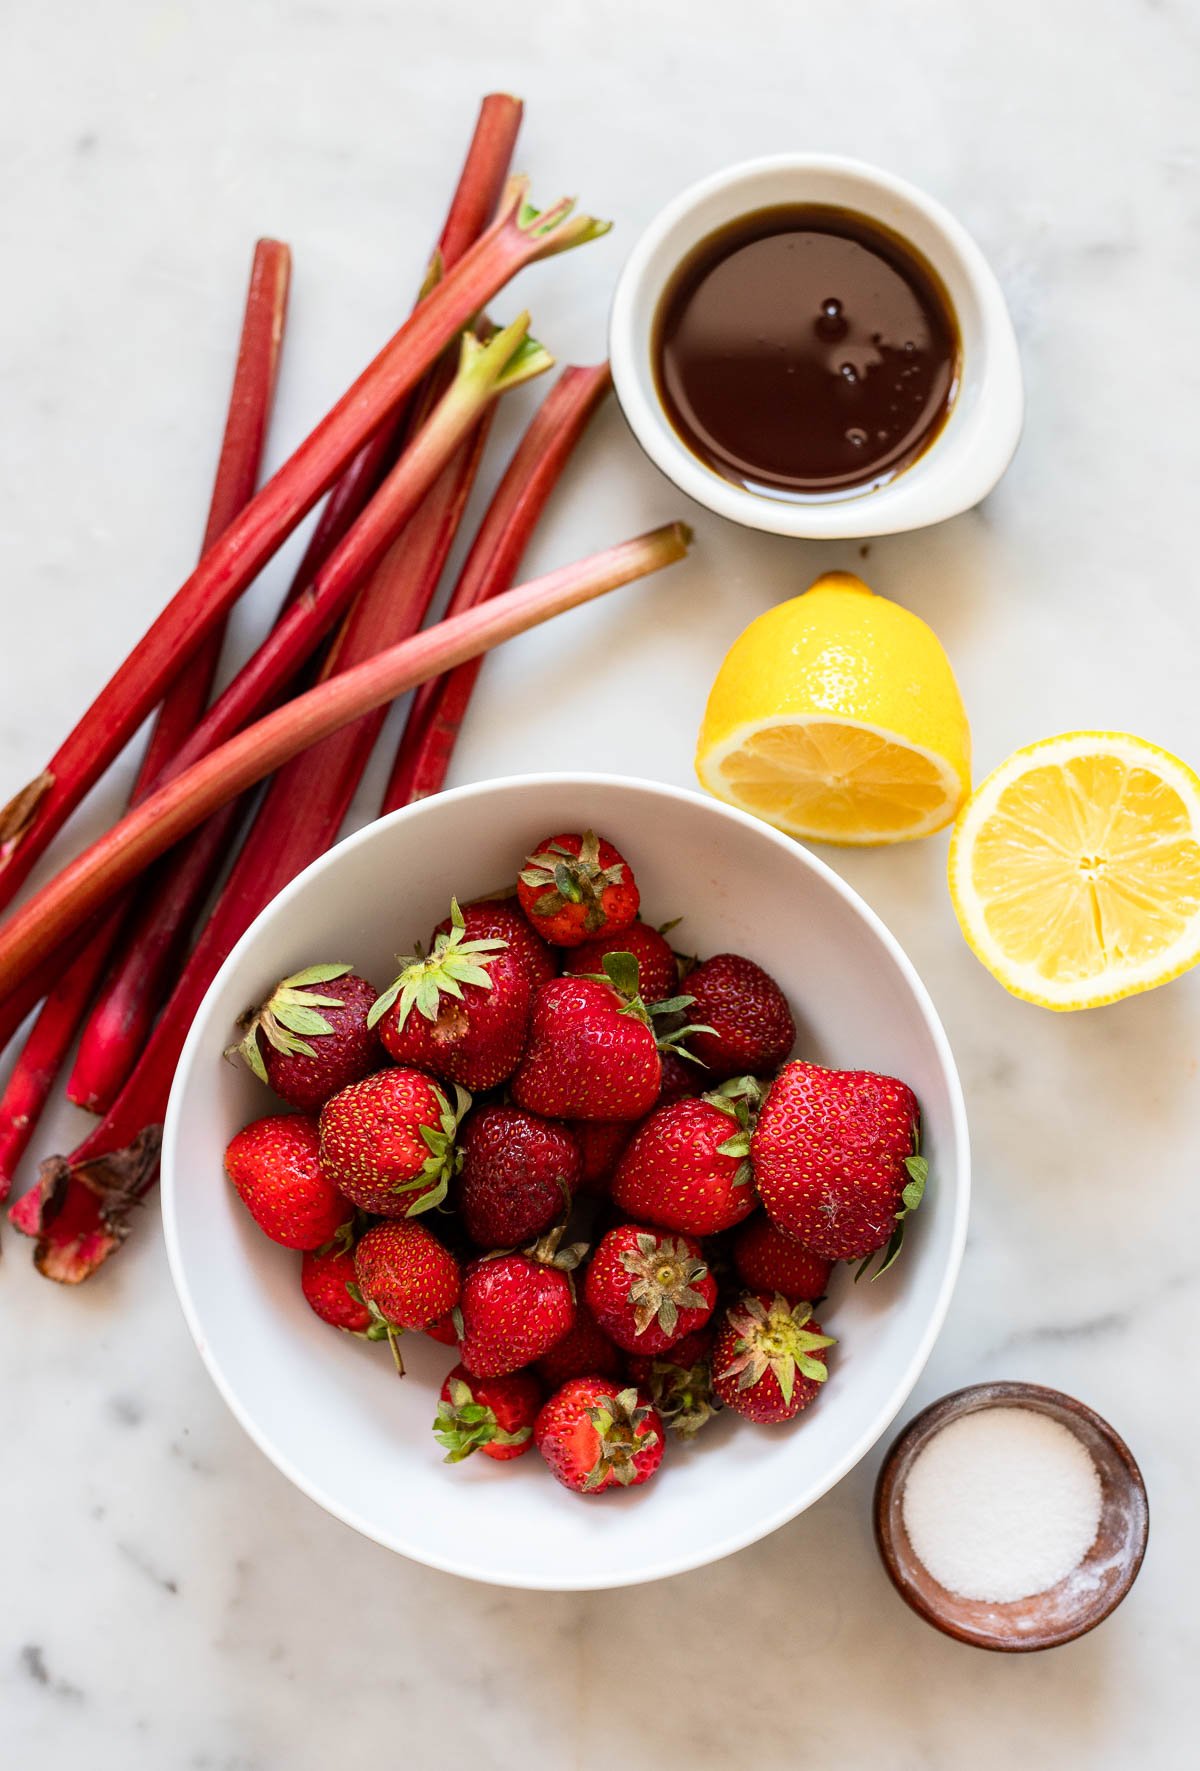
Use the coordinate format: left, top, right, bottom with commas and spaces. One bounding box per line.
654, 205, 959, 501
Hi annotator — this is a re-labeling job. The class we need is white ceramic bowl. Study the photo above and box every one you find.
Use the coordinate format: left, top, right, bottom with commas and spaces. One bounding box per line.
609, 154, 1023, 539
163, 774, 969, 1589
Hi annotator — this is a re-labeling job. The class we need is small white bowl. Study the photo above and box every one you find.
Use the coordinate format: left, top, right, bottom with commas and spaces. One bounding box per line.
162, 774, 969, 1589
609, 154, 1023, 539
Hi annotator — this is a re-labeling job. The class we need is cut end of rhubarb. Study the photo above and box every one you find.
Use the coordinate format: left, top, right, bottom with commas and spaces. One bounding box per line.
0, 769, 55, 865
20, 1126, 163, 1283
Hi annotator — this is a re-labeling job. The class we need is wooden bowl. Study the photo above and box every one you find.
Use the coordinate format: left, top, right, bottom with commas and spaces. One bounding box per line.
874, 1381, 1148, 1651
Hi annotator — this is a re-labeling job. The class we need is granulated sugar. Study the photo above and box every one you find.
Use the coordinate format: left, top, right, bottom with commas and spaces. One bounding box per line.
901, 1406, 1103, 1603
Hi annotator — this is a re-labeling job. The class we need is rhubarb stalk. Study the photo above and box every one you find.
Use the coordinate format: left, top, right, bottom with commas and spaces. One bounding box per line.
64, 99, 525, 1116
68, 423, 497, 1116
383, 361, 612, 811
14, 525, 690, 1281
0, 242, 290, 1196
270, 93, 524, 619
147, 319, 548, 784
0, 527, 690, 1034
0, 174, 609, 908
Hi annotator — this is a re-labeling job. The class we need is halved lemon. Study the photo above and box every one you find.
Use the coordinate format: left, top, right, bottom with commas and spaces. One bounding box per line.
695, 572, 970, 844
949, 732, 1200, 1010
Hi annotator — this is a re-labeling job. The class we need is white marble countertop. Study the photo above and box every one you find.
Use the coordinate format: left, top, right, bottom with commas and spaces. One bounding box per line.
2, 1, 1197, 1763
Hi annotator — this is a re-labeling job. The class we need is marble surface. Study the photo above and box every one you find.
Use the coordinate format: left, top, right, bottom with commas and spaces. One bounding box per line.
1, 0, 1197, 1763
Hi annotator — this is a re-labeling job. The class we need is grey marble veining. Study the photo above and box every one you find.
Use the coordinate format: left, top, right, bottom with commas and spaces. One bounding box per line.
1, 1, 1197, 1765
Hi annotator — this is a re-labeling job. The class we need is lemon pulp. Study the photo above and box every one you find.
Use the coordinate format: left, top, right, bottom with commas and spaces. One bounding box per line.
949, 732, 1200, 1009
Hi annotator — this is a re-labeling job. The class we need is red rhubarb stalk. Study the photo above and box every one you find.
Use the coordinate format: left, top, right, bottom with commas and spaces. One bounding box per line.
0, 526, 690, 1022
16, 523, 691, 1281
65, 99, 524, 1116
272, 92, 523, 617
0, 175, 609, 909
147, 318, 548, 785
0, 242, 290, 1195
56, 319, 538, 1116
68, 421, 496, 1116
134, 240, 292, 786
383, 361, 612, 811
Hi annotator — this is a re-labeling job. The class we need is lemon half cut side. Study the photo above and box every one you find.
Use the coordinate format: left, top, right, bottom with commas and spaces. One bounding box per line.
949, 731, 1200, 1010
695, 572, 971, 846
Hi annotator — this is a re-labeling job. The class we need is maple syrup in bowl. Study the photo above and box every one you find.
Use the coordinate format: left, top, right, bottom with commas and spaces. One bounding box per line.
654, 205, 960, 503
610, 155, 1023, 539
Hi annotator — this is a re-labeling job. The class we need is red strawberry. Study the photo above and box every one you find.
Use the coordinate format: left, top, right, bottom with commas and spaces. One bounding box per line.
563, 921, 679, 1002
534, 1378, 664, 1493
535, 1302, 624, 1388
353, 1221, 461, 1374
228, 965, 381, 1110
610, 1078, 763, 1236
517, 830, 639, 947
458, 1232, 585, 1378
571, 1121, 632, 1196
318, 1067, 467, 1217
434, 899, 557, 991
425, 1310, 461, 1347
301, 1237, 372, 1331
224, 1113, 350, 1250
457, 1105, 581, 1248
752, 1061, 926, 1268
433, 1364, 541, 1463
713, 1293, 833, 1423
682, 953, 795, 1080
370, 899, 532, 1091
732, 1216, 832, 1300
584, 1223, 716, 1355
626, 1326, 718, 1439
625, 1324, 713, 1385
511, 944, 706, 1122
658, 1050, 701, 1106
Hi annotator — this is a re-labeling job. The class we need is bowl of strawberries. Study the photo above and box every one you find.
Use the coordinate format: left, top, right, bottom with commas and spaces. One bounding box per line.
162, 772, 969, 1588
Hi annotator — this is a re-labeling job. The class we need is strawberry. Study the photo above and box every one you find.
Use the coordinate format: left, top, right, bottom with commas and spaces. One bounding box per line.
228, 965, 381, 1110
458, 1230, 585, 1378
732, 1216, 832, 1300
352, 1220, 461, 1373
563, 921, 679, 1002
626, 1326, 718, 1439
433, 899, 557, 991
457, 1105, 581, 1248
511, 954, 702, 1122
584, 1223, 716, 1354
318, 1067, 467, 1217
682, 953, 795, 1080
370, 899, 532, 1091
751, 1061, 927, 1269
610, 1078, 763, 1236
300, 1235, 372, 1331
535, 1301, 624, 1387
625, 1324, 713, 1384
712, 1293, 834, 1423
517, 830, 639, 947
534, 1379, 664, 1493
571, 1121, 632, 1196
658, 1050, 701, 1106
224, 1113, 350, 1250
425, 1310, 461, 1347
433, 1364, 541, 1463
